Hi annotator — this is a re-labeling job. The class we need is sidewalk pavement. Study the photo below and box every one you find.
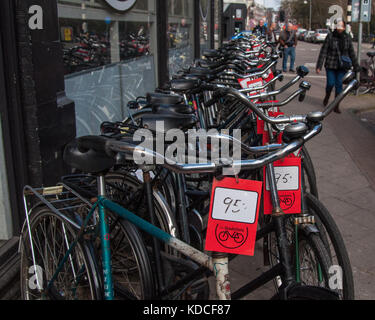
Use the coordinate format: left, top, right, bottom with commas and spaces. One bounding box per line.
209, 77, 375, 300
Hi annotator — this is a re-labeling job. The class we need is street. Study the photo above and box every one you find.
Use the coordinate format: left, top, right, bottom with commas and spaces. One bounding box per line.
209, 41, 375, 300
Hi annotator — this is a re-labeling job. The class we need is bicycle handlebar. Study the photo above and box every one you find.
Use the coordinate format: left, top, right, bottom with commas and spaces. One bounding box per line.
212, 78, 358, 125
77, 123, 322, 175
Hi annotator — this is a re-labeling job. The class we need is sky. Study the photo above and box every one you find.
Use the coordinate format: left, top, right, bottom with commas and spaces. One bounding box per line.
254, 0, 281, 10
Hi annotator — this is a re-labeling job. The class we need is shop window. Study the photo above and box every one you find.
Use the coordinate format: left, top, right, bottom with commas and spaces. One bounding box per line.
199, 0, 211, 53
58, 0, 157, 137
167, 0, 194, 77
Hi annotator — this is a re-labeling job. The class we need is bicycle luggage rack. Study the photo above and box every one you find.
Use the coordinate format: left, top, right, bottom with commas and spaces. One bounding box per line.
23, 182, 97, 232
61, 174, 98, 200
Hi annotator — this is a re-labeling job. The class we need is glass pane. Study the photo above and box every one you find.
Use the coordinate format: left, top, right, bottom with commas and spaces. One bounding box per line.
199, 0, 211, 54
167, 0, 194, 77
58, 0, 157, 137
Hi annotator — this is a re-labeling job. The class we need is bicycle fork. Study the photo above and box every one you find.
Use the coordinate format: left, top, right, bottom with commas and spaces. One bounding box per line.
212, 253, 231, 300
265, 119, 296, 296
98, 175, 114, 300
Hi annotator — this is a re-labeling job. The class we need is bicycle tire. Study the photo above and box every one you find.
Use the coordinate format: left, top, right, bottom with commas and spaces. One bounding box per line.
358, 85, 373, 95
267, 222, 333, 294
271, 285, 339, 300
295, 231, 332, 289
104, 172, 210, 300
105, 212, 156, 300
20, 206, 101, 300
64, 172, 170, 299
104, 172, 179, 254
305, 193, 355, 300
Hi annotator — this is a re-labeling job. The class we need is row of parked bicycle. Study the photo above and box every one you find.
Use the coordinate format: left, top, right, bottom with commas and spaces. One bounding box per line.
20, 32, 359, 300
63, 32, 150, 75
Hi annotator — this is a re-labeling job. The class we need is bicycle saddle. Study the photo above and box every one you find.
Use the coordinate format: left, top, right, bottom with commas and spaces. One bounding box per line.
367, 51, 375, 57
170, 79, 201, 92
152, 103, 195, 115
146, 92, 183, 106
138, 110, 197, 132
203, 49, 220, 58
189, 67, 214, 76
196, 59, 223, 69
64, 138, 115, 174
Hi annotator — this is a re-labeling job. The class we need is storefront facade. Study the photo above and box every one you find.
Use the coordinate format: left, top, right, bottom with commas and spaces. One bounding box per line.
0, 0, 222, 257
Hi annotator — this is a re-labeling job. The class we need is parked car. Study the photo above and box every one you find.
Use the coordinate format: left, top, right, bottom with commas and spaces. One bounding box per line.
299, 30, 308, 41
313, 29, 329, 43
305, 31, 315, 43
297, 28, 307, 39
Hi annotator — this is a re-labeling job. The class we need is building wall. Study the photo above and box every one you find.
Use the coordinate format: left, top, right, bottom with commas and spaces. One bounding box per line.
0, 115, 12, 240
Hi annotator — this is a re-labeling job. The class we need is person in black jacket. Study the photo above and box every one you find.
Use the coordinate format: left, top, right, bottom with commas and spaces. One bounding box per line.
267, 22, 279, 44
253, 20, 268, 36
279, 23, 298, 72
316, 21, 359, 113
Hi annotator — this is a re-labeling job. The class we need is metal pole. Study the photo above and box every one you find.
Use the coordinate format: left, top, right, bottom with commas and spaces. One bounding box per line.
218, 0, 223, 47
357, 0, 363, 95
309, 0, 312, 31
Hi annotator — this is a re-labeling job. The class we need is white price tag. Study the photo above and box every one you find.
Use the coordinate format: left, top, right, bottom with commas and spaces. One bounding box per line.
211, 187, 259, 224
253, 45, 261, 52
266, 166, 300, 191
239, 78, 263, 90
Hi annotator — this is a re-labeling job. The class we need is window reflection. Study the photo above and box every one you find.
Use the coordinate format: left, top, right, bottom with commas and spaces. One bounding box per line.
58, 0, 152, 75
58, 0, 156, 137
200, 0, 211, 53
168, 0, 194, 77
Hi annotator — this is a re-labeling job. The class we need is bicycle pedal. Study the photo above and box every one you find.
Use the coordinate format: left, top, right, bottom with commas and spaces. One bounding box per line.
294, 216, 315, 225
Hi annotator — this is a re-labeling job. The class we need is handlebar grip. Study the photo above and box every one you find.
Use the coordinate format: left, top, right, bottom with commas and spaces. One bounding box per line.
298, 92, 306, 102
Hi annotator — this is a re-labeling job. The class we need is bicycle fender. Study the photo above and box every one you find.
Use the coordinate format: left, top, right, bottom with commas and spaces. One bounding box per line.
299, 223, 320, 236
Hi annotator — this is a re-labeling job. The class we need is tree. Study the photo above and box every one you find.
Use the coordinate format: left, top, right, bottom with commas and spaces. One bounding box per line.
280, 0, 349, 29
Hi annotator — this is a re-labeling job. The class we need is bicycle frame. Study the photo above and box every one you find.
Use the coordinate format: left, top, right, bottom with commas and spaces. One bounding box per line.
43, 160, 315, 301
43, 174, 230, 300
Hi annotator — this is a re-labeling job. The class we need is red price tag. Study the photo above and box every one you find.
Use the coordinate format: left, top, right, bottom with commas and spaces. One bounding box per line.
256, 109, 282, 136
263, 157, 302, 215
264, 70, 275, 82
205, 178, 263, 256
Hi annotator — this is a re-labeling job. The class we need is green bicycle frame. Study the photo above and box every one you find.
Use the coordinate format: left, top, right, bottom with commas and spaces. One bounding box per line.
47, 195, 216, 300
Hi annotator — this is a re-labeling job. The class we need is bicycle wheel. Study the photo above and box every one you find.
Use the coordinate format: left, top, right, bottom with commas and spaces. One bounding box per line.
20, 206, 100, 300
357, 80, 374, 95
95, 172, 171, 299
104, 172, 210, 300
104, 172, 179, 253
295, 231, 332, 288
271, 285, 339, 300
304, 193, 355, 300
267, 220, 334, 296
105, 212, 156, 300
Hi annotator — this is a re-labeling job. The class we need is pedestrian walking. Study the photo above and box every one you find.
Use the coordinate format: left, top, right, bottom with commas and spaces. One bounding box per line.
253, 19, 268, 36
267, 22, 279, 44
279, 23, 298, 73
316, 21, 360, 114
